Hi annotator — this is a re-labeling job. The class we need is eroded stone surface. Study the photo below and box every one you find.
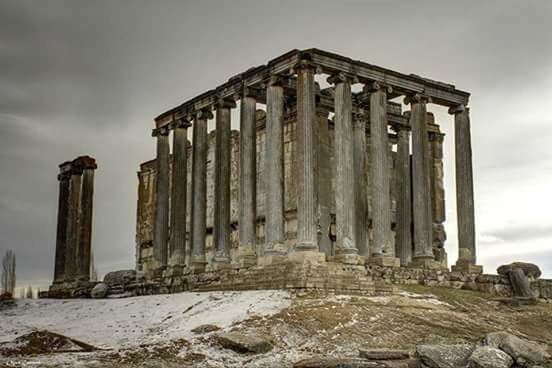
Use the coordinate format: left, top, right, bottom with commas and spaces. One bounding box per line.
468, 346, 513, 368
216, 332, 273, 354
485, 331, 551, 367
359, 348, 410, 360
416, 344, 475, 368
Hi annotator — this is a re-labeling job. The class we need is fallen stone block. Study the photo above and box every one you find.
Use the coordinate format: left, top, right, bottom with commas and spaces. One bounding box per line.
216, 332, 272, 354
191, 324, 221, 334
359, 348, 410, 360
294, 357, 387, 368
416, 344, 475, 368
90, 282, 108, 298
484, 331, 551, 367
468, 346, 513, 368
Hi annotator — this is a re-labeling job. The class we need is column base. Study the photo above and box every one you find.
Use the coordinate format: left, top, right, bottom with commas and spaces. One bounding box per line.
409, 257, 445, 270
209, 260, 234, 271
163, 264, 187, 277
288, 250, 326, 264
452, 261, 483, 274
369, 256, 401, 268
257, 253, 288, 267
188, 262, 207, 274
237, 247, 257, 268
328, 254, 366, 265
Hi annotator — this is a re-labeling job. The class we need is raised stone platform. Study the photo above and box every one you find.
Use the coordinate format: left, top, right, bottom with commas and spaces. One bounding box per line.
41, 262, 552, 300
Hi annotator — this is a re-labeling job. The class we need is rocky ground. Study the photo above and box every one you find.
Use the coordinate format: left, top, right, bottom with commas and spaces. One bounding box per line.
1, 285, 551, 367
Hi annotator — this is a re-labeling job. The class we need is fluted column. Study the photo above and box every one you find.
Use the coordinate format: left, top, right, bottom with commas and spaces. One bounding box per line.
65, 162, 83, 282
329, 73, 357, 256
213, 99, 236, 267
53, 162, 72, 283
294, 62, 319, 252
238, 91, 258, 266
429, 127, 447, 266
263, 76, 286, 256
353, 112, 369, 257
77, 156, 97, 281
317, 107, 332, 256
393, 123, 412, 266
190, 109, 212, 271
152, 126, 170, 270
407, 95, 434, 264
169, 118, 191, 267
450, 105, 481, 273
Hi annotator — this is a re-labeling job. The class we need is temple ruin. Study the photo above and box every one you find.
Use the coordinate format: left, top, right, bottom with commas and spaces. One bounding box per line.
135, 48, 481, 284
46, 49, 552, 299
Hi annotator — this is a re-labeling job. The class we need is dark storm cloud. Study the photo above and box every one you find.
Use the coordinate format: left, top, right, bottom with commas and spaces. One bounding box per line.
1, 0, 551, 289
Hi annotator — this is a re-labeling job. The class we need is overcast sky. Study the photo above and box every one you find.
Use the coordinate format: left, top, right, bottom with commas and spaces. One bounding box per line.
1, 0, 551, 291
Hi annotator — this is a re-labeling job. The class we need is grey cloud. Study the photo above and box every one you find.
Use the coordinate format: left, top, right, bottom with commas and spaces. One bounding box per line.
482, 225, 552, 243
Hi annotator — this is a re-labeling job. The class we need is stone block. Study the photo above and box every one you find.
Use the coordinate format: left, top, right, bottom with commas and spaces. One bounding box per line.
452, 263, 483, 274
410, 258, 445, 270
369, 256, 401, 268
287, 251, 326, 264
257, 254, 288, 267
329, 254, 366, 265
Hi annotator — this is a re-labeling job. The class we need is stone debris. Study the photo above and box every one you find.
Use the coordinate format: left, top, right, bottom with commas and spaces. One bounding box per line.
484, 331, 551, 367
191, 324, 221, 334
90, 282, 108, 298
104, 269, 143, 286
0, 330, 96, 356
216, 332, 273, 354
359, 348, 411, 360
416, 344, 475, 368
293, 357, 388, 368
468, 346, 513, 368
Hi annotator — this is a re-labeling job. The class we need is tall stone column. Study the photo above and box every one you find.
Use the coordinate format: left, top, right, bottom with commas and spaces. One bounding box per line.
393, 123, 412, 266
152, 126, 170, 271
294, 61, 320, 257
353, 112, 369, 257
53, 162, 72, 283
263, 76, 286, 259
450, 105, 482, 273
64, 162, 83, 282
190, 109, 212, 271
76, 156, 97, 281
213, 99, 236, 267
238, 91, 258, 267
329, 73, 358, 257
169, 118, 191, 267
407, 94, 434, 266
429, 127, 447, 267
368, 83, 399, 267
317, 107, 332, 257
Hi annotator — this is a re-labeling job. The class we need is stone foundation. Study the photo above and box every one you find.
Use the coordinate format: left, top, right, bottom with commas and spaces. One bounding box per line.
41, 263, 552, 300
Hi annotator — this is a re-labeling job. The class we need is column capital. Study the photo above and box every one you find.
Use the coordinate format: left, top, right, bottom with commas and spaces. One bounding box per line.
214, 97, 237, 110
171, 117, 192, 130
327, 72, 357, 85
241, 84, 262, 99
428, 131, 445, 143
390, 122, 411, 134
75, 156, 97, 170
352, 111, 368, 127
293, 58, 320, 74
363, 81, 393, 94
194, 108, 214, 121
264, 74, 289, 88
152, 125, 170, 137
404, 93, 432, 105
448, 104, 469, 115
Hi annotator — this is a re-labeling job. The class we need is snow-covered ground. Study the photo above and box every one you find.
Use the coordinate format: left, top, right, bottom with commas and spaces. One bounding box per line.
0, 290, 291, 350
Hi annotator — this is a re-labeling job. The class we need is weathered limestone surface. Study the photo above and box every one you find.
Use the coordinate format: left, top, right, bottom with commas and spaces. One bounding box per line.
353, 113, 369, 257
77, 157, 97, 281
394, 125, 412, 266
65, 165, 83, 281
317, 108, 332, 256
53, 163, 72, 283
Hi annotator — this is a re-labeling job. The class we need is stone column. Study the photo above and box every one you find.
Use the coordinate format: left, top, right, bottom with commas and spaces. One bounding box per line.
53, 162, 72, 283
329, 73, 358, 258
450, 105, 482, 273
169, 118, 191, 267
407, 95, 434, 266
190, 109, 212, 271
368, 83, 399, 266
353, 112, 369, 257
76, 156, 97, 281
213, 99, 236, 267
294, 61, 321, 260
429, 126, 447, 267
238, 91, 258, 267
393, 123, 412, 266
262, 76, 286, 260
65, 162, 83, 282
317, 107, 332, 257
152, 126, 170, 271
